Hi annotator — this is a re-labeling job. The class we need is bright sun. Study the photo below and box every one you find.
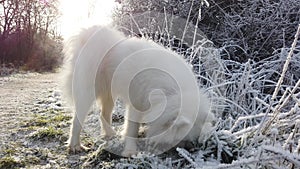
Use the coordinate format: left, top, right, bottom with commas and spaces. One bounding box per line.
59, 0, 116, 37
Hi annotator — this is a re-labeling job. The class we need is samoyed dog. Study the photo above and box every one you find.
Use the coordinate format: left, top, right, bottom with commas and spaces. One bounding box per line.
62, 25, 214, 156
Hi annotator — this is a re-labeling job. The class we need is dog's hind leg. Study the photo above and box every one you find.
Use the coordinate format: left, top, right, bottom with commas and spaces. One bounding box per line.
68, 94, 93, 153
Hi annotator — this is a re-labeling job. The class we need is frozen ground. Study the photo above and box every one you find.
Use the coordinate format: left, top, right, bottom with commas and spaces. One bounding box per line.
0, 73, 80, 168
0, 72, 117, 168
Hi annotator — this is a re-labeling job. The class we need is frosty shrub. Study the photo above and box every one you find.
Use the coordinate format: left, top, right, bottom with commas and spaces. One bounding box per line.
115, 0, 300, 62
23, 34, 63, 72
200, 0, 300, 62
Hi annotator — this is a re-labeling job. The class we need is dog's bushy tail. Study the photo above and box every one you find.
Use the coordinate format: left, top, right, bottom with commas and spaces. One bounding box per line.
60, 25, 125, 108
60, 26, 103, 107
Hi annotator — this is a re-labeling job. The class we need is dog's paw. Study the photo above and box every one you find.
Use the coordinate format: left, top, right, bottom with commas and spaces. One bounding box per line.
121, 149, 138, 157
67, 144, 90, 154
101, 129, 116, 138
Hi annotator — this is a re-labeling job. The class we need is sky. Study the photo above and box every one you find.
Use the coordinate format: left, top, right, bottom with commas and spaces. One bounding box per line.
59, 0, 116, 37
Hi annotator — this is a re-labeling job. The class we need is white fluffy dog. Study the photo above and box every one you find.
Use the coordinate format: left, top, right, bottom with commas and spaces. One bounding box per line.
62, 25, 214, 156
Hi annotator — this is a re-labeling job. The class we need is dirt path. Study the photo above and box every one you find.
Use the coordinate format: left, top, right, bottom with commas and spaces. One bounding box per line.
0, 73, 87, 168
0, 73, 58, 143
0, 73, 123, 168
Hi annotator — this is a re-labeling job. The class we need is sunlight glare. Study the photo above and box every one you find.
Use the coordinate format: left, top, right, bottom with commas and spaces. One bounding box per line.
59, 0, 116, 37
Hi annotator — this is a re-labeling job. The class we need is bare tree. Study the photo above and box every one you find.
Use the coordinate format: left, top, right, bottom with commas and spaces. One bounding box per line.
0, 0, 61, 71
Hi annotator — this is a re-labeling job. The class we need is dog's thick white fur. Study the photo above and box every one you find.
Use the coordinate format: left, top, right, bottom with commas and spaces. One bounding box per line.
62, 25, 214, 156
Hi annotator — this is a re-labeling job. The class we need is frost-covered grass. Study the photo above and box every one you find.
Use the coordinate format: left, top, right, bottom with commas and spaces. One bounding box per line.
174, 25, 300, 168
187, 25, 300, 168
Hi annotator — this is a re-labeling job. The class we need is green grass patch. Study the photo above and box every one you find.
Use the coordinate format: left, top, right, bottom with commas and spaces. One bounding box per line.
0, 156, 24, 169
24, 156, 40, 165
32, 116, 48, 126
52, 114, 71, 122
25, 113, 71, 127
3, 148, 16, 155
30, 126, 63, 140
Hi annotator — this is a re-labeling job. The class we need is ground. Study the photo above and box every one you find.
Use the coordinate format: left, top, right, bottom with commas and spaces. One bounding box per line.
0, 73, 91, 168
1, 72, 299, 168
